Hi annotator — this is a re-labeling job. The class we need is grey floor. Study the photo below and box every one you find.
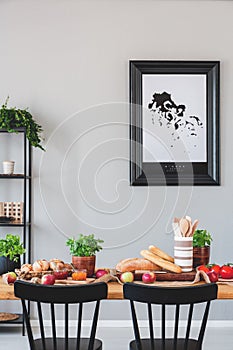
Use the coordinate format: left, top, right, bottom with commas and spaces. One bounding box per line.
0, 326, 232, 350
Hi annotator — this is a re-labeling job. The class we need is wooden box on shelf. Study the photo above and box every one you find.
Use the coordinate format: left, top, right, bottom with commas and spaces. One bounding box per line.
0, 202, 23, 223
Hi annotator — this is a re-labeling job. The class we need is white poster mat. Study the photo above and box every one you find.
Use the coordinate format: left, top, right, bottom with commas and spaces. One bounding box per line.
142, 74, 206, 163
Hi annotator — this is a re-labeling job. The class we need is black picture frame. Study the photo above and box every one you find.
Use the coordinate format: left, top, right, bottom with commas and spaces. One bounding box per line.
130, 60, 220, 186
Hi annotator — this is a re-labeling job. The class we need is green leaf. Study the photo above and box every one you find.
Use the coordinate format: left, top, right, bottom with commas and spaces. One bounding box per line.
66, 234, 104, 256
193, 229, 213, 247
0, 234, 26, 260
0, 97, 45, 150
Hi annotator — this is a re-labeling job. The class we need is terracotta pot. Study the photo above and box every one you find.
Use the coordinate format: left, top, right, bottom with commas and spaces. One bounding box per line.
193, 246, 210, 268
72, 255, 96, 277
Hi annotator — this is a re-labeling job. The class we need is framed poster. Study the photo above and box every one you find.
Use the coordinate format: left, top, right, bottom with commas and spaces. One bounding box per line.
130, 60, 220, 186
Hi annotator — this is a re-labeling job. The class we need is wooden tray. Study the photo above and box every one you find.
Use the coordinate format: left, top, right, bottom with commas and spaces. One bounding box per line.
218, 278, 233, 283
133, 270, 196, 281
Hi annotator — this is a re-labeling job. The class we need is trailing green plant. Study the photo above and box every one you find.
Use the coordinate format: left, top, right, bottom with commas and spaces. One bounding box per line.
66, 234, 104, 257
0, 97, 45, 150
0, 234, 26, 261
193, 229, 213, 247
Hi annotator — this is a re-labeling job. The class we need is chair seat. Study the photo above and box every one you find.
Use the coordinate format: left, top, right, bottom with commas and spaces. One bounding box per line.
33, 337, 102, 350
130, 338, 201, 350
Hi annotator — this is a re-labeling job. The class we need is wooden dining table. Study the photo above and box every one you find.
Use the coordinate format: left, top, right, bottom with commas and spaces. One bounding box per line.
1, 277, 233, 300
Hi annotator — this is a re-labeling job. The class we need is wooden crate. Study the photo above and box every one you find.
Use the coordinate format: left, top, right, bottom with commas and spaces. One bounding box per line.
0, 202, 24, 223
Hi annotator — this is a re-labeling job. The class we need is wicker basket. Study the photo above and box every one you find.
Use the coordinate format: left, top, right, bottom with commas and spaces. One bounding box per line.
15, 269, 73, 280
0, 202, 23, 223
0, 313, 19, 322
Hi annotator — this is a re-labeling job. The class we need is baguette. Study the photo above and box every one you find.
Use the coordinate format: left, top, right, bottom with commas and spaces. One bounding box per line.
116, 258, 161, 273
140, 250, 182, 274
149, 245, 174, 263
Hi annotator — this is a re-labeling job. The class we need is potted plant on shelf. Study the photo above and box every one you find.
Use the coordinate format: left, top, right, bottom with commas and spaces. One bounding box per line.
0, 97, 45, 150
193, 229, 213, 268
66, 234, 104, 277
0, 234, 26, 274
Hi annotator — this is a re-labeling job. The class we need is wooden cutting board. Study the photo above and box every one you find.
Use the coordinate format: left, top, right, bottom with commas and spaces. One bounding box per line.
134, 270, 196, 281
55, 278, 95, 285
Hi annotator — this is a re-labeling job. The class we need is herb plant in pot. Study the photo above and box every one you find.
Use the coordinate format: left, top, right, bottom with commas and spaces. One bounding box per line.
0, 97, 45, 150
0, 234, 26, 274
66, 234, 104, 277
193, 229, 212, 268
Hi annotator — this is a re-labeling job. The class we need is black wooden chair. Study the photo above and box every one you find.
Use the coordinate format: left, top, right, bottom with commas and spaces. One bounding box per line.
14, 280, 107, 350
123, 282, 218, 350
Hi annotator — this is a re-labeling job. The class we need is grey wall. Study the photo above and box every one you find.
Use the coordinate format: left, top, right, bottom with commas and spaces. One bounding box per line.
1, 0, 233, 320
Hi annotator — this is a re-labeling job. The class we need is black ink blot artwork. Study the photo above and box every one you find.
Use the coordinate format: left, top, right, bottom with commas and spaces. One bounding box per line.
148, 91, 203, 150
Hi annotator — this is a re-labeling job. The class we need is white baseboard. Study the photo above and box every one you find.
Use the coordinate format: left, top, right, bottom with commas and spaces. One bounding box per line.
100, 320, 233, 328
30, 320, 233, 328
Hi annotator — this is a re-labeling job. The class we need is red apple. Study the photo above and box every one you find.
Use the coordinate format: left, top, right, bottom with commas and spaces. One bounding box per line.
95, 269, 108, 278
2, 272, 17, 284
142, 272, 156, 284
41, 274, 56, 285
120, 271, 134, 283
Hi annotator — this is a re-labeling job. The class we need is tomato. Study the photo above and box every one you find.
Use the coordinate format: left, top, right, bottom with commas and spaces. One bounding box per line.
207, 271, 218, 282
220, 265, 233, 279
197, 265, 209, 273
208, 264, 221, 276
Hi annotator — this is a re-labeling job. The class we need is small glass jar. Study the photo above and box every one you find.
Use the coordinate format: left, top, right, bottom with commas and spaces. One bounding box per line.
71, 269, 87, 281
53, 268, 69, 280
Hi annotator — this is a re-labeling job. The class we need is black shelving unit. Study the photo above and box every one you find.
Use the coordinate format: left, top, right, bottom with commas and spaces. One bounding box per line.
0, 127, 32, 334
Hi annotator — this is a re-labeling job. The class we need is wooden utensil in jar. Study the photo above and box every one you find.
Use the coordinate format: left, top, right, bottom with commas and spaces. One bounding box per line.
190, 219, 199, 236
179, 218, 190, 237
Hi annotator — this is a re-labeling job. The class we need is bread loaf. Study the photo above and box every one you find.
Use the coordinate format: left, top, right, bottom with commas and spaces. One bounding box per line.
40, 259, 50, 271
116, 257, 161, 272
32, 259, 50, 272
49, 259, 64, 271
63, 263, 73, 270
50, 258, 64, 264
140, 250, 182, 274
116, 258, 135, 271
21, 264, 33, 273
50, 261, 64, 271
149, 245, 174, 263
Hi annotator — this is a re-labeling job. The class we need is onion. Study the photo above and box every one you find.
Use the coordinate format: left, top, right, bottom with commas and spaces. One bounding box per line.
95, 269, 108, 278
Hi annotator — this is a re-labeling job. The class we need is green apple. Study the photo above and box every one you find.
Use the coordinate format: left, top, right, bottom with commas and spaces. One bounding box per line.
120, 271, 134, 283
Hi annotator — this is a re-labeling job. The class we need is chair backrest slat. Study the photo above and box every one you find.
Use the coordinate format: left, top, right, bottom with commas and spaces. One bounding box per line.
172, 304, 180, 350
50, 303, 57, 348
130, 300, 142, 350
185, 303, 193, 341
161, 304, 165, 341
197, 300, 211, 347
174, 304, 180, 341
147, 303, 154, 341
76, 302, 83, 350
37, 302, 46, 350
65, 303, 69, 344
22, 299, 35, 350
14, 280, 107, 350
88, 300, 100, 350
